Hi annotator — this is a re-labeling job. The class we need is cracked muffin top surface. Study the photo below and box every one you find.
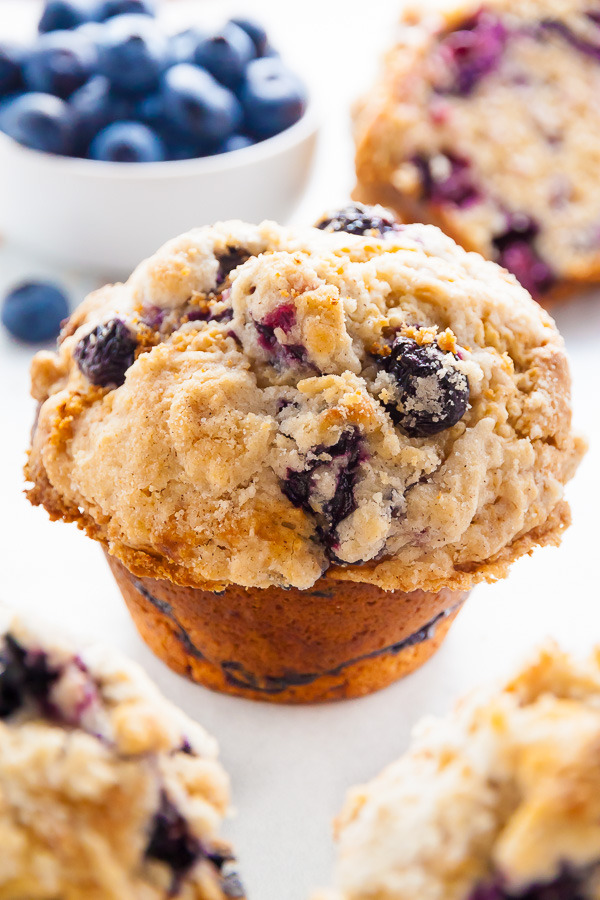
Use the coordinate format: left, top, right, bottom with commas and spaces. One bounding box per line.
26, 211, 584, 591
317, 644, 600, 900
0, 610, 242, 900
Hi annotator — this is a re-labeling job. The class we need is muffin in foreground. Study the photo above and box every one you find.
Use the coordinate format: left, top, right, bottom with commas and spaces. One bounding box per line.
26, 208, 584, 701
353, 0, 600, 303
317, 645, 600, 900
0, 610, 242, 899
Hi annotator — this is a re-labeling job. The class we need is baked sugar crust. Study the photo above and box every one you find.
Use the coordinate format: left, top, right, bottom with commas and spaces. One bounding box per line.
26, 218, 584, 591
0, 610, 242, 899
319, 644, 600, 900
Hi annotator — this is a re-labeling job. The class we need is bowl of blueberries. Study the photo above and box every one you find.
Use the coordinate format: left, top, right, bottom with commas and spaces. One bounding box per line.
0, 0, 317, 275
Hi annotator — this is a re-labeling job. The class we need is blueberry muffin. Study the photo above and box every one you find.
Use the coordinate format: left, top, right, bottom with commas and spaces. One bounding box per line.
0, 610, 243, 899
353, 0, 600, 303
26, 210, 584, 702
317, 644, 600, 900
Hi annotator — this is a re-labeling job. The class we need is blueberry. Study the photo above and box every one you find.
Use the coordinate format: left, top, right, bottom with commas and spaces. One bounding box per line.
94, 0, 156, 20
0, 636, 60, 719
161, 64, 242, 142
96, 14, 169, 94
193, 23, 255, 90
377, 335, 469, 437
229, 17, 268, 57
240, 57, 306, 138
413, 153, 480, 207
254, 303, 310, 370
282, 427, 365, 554
39, 0, 96, 33
315, 203, 401, 237
542, 19, 600, 62
74, 317, 137, 386
0, 43, 24, 96
219, 133, 254, 153
146, 791, 203, 890
89, 119, 165, 161
470, 868, 587, 900
169, 28, 207, 65
1, 281, 70, 343
74, 20, 109, 47
438, 12, 507, 95
0, 92, 76, 154
69, 74, 133, 148
492, 214, 555, 298
24, 30, 97, 99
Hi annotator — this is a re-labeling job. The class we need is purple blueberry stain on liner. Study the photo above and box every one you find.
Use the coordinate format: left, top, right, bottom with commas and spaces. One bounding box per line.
74, 317, 137, 387
221, 603, 462, 695
436, 10, 508, 95
413, 153, 480, 208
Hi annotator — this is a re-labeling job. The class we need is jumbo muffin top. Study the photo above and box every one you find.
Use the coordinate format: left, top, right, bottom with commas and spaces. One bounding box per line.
317, 644, 600, 900
26, 208, 584, 591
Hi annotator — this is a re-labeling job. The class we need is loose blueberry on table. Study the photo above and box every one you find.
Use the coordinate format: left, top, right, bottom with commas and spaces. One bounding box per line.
0, 1, 307, 162
1, 281, 70, 343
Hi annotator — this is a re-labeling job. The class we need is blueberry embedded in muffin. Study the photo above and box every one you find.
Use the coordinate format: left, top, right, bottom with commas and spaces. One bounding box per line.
317, 645, 600, 900
0, 611, 243, 898
353, 0, 600, 302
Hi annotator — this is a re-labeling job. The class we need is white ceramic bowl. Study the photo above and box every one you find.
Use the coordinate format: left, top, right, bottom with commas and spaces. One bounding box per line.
0, 106, 319, 278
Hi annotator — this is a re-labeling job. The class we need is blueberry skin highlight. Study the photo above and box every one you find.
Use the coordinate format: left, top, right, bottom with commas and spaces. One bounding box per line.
89, 120, 165, 162
229, 17, 269, 57
193, 23, 255, 90
24, 30, 98, 99
0, 92, 76, 154
1, 281, 69, 343
96, 14, 169, 95
241, 57, 307, 138
38, 0, 96, 34
161, 63, 242, 143
69, 74, 134, 149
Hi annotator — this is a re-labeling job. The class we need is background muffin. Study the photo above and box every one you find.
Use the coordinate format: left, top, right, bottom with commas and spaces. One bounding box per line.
26, 210, 584, 701
316, 643, 600, 900
353, 0, 600, 304
0, 609, 242, 899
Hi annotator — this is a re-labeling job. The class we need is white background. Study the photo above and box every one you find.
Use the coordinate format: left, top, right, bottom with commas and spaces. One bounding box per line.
0, 2, 599, 898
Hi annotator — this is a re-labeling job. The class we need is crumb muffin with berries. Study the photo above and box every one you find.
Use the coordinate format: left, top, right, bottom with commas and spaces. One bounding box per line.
353, 0, 600, 303
317, 644, 600, 900
26, 207, 584, 702
0, 609, 243, 899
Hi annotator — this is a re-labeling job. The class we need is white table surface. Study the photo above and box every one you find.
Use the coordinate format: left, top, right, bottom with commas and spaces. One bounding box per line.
0, 2, 599, 898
